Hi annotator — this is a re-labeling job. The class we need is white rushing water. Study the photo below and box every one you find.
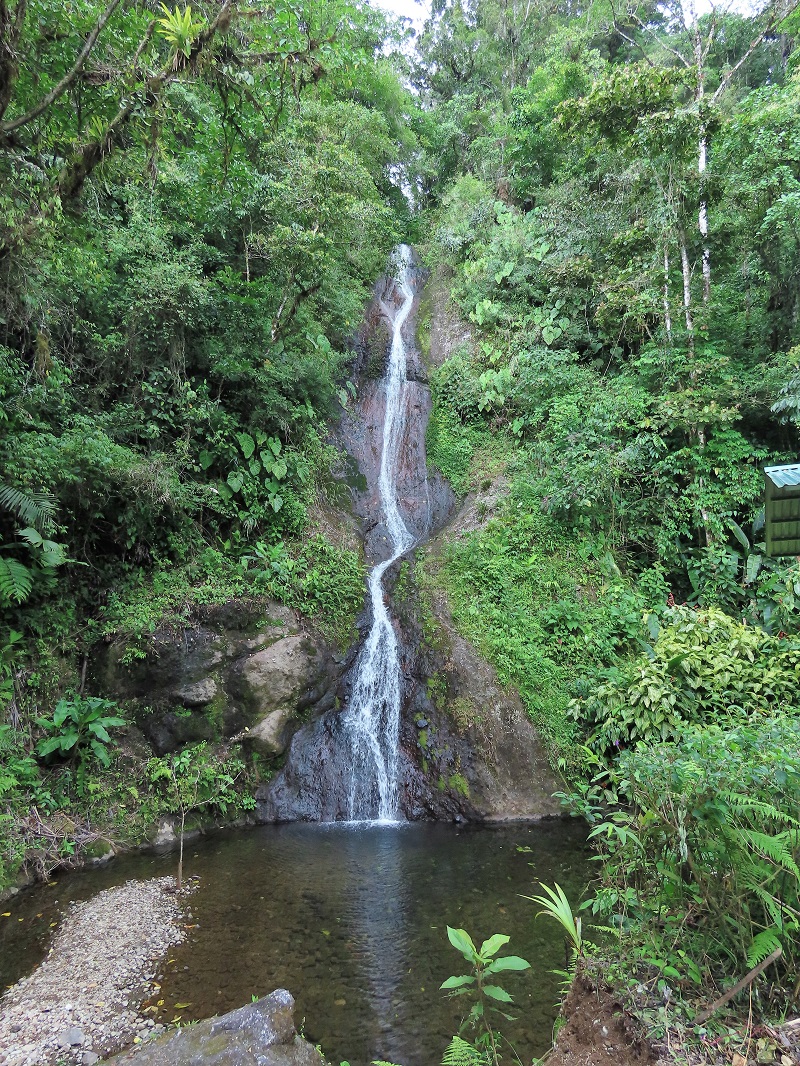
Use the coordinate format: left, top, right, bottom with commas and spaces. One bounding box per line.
344, 246, 415, 822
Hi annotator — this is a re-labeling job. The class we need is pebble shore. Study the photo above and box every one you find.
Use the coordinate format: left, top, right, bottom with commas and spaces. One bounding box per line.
0, 877, 192, 1066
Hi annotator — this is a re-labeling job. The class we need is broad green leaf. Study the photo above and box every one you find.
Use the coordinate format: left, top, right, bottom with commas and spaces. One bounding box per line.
236, 432, 255, 459
91, 739, 111, 766
483, 985, 513, 1003
447, 926, 477, 960
484, 955, 530, 973
440, 975, 476, 989
479, 933, 510, 958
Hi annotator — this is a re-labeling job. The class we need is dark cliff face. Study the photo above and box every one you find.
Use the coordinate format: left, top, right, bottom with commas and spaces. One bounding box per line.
336, 262, 455, 558
256, 257, 459, 823
255, 256, 562, 825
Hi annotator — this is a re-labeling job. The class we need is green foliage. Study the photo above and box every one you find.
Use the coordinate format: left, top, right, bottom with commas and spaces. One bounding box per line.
0, 630, 22, 709
0, 0, 408, 665
0, 485, 57, 534
148, 742, 253, 887
147, 743, 249, 819
35, 695, 126, 792
525, 883, 583, 958
585, 717, 800, 1003
416, 2, 800, 1032
427, 493, 659, 754
441, 1036, 488, 1066
570, 606, 800, 753
0, 482, 66, 609
100, 533, 364, 660
0, 558, 33, 607
442, 927, 530, 1066
157, 3, 205, 61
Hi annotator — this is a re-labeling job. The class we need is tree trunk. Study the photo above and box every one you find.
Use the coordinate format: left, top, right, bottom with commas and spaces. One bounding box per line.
663, 247, 672, 342
679, 233, 694, 358
698, 127, 710, 302
177, 809, 185, 891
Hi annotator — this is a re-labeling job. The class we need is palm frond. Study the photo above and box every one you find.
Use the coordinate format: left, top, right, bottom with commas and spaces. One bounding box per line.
0, 557, 33, 604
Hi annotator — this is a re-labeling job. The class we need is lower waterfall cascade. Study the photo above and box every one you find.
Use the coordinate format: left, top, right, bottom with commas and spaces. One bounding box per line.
341, 244, 417, 822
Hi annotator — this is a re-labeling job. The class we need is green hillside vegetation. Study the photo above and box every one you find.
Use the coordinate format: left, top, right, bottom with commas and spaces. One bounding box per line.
415, 0, 800, 1029
1, 0, 800, 1046
0, 0, 419, 884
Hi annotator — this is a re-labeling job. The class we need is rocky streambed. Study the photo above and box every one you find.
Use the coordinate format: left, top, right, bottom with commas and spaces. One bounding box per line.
0, 878, 190, 1066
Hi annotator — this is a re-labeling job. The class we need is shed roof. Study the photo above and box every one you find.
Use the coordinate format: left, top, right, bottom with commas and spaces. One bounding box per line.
764, 464, 800, 489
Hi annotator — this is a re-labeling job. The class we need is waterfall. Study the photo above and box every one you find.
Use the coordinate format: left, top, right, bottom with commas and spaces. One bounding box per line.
343, 245, 415, 822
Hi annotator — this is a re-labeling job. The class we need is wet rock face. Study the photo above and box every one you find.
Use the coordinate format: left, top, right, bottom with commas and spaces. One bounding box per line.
107, 989, 326, 1066
98, 602, 345, 757
231, 634, 337, 756
256, 255, 560, 824
394, 566, 563, 821
339, 263, 456, 560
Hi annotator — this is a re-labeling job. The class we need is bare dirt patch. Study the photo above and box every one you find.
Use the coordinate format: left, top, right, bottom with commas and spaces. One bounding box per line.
545, 970, 654, 1066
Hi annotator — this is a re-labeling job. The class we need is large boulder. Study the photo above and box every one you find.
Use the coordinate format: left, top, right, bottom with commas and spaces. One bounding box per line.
107, 989, 325, 1066
231, 634, 339, 755
98, 601, 347, 756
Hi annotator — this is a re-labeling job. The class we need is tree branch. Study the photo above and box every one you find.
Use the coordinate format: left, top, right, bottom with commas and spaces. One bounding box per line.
57, 0, 235, 203
695, 947, 782, 1024
0, 0, 28, 120
625, 5, 692, 68
711, 2, 795, 102
1, 0, 123, 134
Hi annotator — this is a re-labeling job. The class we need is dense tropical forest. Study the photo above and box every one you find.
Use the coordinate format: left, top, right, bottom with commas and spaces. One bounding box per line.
1, 0, 800, 1055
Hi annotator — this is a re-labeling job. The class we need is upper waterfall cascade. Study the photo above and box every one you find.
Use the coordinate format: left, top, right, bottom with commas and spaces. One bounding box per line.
342, 245, 417, 821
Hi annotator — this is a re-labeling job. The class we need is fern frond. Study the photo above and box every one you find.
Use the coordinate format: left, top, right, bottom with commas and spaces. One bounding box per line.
0, 556, 33, 605
746, 928, 783, 969
737, 875, 789, 928
442, 1037, 487, 1066
0, 484, 57, 534
721, 792, 799, 828
740, 829, 800, 878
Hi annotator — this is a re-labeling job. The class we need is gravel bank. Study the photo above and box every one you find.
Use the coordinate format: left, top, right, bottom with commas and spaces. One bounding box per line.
0, 877, 192, 1066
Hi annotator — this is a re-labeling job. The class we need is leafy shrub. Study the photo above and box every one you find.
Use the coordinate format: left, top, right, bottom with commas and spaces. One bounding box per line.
570, 606, 800, 752
102, 534, 365, 660
35, 695, 126, 792
587, 717, 800, 1000
441, 926, 530, 1066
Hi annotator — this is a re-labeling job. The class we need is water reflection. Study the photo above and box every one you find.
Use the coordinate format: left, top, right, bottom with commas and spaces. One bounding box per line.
0, 821, 589, 1066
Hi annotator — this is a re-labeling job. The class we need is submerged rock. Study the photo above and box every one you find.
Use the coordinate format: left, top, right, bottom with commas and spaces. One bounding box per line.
106, 990, 324, 1066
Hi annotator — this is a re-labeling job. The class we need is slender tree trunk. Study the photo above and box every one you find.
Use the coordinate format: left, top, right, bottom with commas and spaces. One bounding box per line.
177, 809, 185, 891
0, 0, 27, 121
688, 0, 711, 303
663, 247, 672, 342
679, 234, 695, 358
698, 127, 711, 302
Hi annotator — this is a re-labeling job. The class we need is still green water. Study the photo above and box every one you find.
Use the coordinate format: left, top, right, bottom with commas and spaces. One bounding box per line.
0, 820, 588, 1065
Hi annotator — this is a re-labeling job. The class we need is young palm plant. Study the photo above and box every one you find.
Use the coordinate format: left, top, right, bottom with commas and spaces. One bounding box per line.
525, 882, 584, 965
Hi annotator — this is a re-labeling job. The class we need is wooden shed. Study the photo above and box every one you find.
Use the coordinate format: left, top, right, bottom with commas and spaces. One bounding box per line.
764, 464, 800, 556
